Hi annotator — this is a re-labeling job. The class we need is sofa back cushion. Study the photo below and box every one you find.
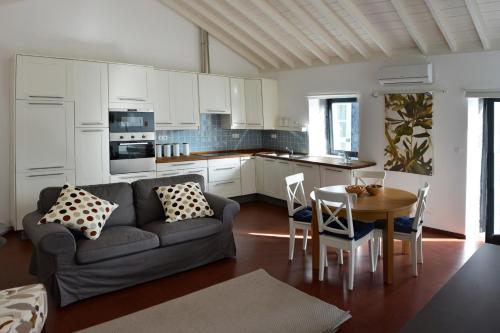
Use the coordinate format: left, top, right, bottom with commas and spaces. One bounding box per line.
38, 182, 136, 228
132, 174, 206, 227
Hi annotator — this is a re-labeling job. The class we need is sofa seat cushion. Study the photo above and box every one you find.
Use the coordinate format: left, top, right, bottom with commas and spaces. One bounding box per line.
141, 218, 222, 247
76, 226, 159, 264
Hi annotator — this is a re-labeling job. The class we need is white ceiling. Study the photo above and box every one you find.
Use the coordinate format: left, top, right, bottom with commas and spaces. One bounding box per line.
161, 0, 500, 70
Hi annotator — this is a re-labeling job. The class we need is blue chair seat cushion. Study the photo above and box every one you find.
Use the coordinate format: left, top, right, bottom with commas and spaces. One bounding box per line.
321, 218, 374, 240
374, 216, 416, 233
292, 207, 313, 223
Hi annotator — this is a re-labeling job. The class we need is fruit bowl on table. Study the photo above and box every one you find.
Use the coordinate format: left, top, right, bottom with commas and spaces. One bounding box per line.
345, 185, 366, 196
366, 184, 384, 196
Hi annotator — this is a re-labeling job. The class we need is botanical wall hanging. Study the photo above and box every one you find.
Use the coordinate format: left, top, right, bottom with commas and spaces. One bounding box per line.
384, 92, 433, 175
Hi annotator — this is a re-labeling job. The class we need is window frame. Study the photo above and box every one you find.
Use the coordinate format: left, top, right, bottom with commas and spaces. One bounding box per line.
325, 97, 359, 157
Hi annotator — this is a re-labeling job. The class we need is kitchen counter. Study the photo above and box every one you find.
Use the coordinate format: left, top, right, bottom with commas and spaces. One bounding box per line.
157, 150, 376, 170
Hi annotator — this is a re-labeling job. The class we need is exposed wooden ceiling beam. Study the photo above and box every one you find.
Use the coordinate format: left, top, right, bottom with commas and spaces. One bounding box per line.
204, 0, 296, 68
229, 0, 313, 66
251, 0, 330, 64
423, 0, 458, 52
337, 0, 392, 57
390, 0, 428, 54
183, 0, 280, 69
280, 0, 349, 62
160, 0, 267, 69
310, 0, 370, 59
464, 0, 491, 50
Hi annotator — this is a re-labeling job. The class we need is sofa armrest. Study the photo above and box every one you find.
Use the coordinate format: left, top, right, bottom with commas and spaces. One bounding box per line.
204, 192, 240, 229
22, 210, 76, 258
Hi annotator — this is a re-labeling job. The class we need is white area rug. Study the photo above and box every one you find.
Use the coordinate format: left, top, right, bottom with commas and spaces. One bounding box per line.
77, 269, 351, 333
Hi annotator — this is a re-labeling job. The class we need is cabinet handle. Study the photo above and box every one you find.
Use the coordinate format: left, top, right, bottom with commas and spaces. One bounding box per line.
215, 167, 235, 171
118, 97, 146, 102
325, 168, 342, 173
173, 162, 196, 166
28, 166, 64, 170
278, 161, 289, 165
28, 173, 64, 178
188, 169, 205, 173
80, 122, 103, 125
247, 123, 262, 125
159, 172, 180, 176
156, 122, 173, 125
297, 163, 313, 168
28, 102, 64, 106
205, 109, 226, 113
28, 95, 63, 99
81, 129, 104, 133
180, 122, 196, 124
121, 175, 148, 179
213, 181, 234, 186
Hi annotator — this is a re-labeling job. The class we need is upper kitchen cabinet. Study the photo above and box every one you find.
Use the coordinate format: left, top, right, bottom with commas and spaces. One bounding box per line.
262, 78, 279, 130
229, 78, 246, 127
153, 70, 199, 129
108, 63, 153, 104
198, 74, 230, 114
244, 79, 264, 128
73, 61, 108, 127
16, 55, 73, 101
15, 101, 75, 172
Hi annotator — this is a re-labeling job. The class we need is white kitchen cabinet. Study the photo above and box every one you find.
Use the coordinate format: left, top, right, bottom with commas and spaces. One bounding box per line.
240, 156, 257, 195
320, 166, 352, 187
262, 158, 280, 198
294, 162, 321, 203
276, 160, 296, 200
15, 170, 75, 230
75, 128, 110, 186
255, 157, 264, 194
15, 101, 75, 172
73, 61, 108, 127
198, 74, 230, 114
230, 78, 246, 126
154, 70, 200, 129
244, 79, 264, 128
16, 55, 72, 100
208, 158, 241, 197
108, 64, 153, 103
157, 167, 208, 190
169, 71, 199, 128
109, 171, 157, 184
262, 78, 279, 130
157, 160, 208, 172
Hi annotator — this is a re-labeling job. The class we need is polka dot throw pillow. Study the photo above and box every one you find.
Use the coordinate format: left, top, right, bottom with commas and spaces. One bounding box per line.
154, 182, 214, 223
38, 184, 119, 240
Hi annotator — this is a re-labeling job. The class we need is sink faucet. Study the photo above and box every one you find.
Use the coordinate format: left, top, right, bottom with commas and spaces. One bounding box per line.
285, 146, 294, 156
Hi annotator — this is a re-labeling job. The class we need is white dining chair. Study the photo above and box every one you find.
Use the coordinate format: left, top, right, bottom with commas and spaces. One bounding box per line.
352, 170, 386, 186
285, 173, 312, 260
314, 187, 376, 290
373, 183, 430, 277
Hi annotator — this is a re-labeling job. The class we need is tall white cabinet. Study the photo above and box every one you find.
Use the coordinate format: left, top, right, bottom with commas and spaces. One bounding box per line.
12, 55, 111, 230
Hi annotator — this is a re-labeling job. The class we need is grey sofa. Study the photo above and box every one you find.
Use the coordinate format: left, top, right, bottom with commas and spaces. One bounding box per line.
23, 175, 239, 307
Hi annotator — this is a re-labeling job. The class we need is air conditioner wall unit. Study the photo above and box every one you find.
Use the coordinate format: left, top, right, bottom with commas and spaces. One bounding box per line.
377, 64, 433, 85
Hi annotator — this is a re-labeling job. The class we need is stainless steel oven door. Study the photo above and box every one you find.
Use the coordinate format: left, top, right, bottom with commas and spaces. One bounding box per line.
110, 140, 155, 174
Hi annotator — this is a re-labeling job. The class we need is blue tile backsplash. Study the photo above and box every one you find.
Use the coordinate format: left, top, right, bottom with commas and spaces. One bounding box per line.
156, 114, 308, 153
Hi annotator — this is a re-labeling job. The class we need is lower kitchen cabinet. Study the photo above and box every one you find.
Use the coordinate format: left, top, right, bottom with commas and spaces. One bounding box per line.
294, 162, 321, 202
109, 171, 157, 184
14, 170, 75, 230
157, 168, 208, 190
320, 166, 352, 187
208, 158, 241, 198
261, 158, 295, 200
75, 128, 110, 186
240, 156, 256, 195
208, 180, 241, 198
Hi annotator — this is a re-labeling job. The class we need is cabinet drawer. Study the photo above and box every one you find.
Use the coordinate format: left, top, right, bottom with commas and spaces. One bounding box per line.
208, 180, 241, 198
207, 157, 240, 168
156, 170, 183, 178
156, 160, 208, 172
109, 171, 156, 184
320, 166, 352, 187
209, 165, 240, 182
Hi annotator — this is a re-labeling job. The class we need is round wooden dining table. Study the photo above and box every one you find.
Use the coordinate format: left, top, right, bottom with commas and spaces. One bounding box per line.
310, 186, 418, 285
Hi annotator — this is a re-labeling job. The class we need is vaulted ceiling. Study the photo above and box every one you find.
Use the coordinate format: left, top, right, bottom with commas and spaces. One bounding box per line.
161, 0, 500, 71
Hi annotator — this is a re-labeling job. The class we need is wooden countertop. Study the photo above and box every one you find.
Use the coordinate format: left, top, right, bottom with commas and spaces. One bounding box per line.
156, 149, 376, 170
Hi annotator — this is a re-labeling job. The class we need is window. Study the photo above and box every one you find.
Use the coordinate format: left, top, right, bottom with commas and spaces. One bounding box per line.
326, 98, 359, 157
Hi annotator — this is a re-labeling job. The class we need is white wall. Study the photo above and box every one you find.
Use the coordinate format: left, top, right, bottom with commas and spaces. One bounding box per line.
0, 0, 258, 225
273, 50, 500, 235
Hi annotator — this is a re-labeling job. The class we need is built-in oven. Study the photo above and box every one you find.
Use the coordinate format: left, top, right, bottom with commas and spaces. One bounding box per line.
109, 132, 156, 175
109, 105, 154, 133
